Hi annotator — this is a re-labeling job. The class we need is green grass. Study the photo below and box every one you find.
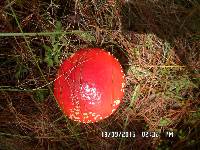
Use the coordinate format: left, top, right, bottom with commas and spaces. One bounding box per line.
0, 0, 199, 149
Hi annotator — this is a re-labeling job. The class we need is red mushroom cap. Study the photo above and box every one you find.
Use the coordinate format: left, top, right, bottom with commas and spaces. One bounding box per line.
54, 48, 125, 123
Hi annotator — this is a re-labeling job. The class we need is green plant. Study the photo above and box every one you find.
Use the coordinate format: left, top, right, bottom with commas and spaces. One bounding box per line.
43, 21, 64, 67
178, 129, 187, 140
128, 66, 152, 80
129, 84, 141, 109
165, 75, 197, 100
162, 41, 171, 62
74, 31, 96, 43
145, 34, 154, 50
15, 64, 28, 80
186, 108, 200, 125
33, 89, 49, 102
159, 118, 172, 127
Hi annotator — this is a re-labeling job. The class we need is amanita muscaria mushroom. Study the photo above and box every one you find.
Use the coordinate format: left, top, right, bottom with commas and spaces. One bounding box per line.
54, 48, 125, 123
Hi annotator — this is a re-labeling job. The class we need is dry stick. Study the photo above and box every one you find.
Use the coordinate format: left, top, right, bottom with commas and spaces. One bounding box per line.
0, 31, 91, 37
4, 0, 17, 9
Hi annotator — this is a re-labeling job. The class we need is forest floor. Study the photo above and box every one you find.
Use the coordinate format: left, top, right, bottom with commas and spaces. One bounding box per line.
0, 0, 199, 149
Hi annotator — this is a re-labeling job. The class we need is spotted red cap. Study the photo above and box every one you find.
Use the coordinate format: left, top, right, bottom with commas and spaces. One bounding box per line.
54, 48, 125, 123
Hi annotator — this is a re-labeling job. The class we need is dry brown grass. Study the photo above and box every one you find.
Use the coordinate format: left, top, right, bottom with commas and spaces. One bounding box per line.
0, 0, 199, 149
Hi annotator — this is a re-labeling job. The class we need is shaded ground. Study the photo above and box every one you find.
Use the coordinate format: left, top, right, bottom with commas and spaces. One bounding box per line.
121, 0, 200, 70
0, 0, 200, 149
